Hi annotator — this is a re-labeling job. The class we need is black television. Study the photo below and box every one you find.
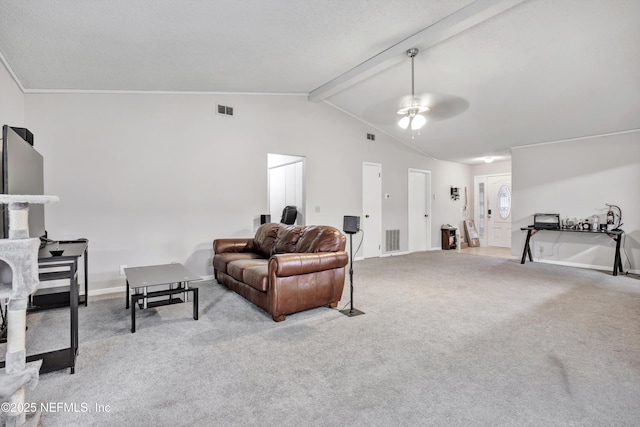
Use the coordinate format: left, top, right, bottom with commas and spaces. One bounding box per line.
0, 125, 46, 238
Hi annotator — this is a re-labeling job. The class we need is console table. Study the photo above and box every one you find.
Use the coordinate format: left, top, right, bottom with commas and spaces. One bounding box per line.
520, 227, 624, 276
32, 239, 89, 309
0, 239, 88, 374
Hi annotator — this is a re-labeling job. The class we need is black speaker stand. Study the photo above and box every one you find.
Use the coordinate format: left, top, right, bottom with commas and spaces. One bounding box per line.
340, 232, 364, 317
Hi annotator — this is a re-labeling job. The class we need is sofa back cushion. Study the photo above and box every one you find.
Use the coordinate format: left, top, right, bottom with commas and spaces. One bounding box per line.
295, 225, 346, 253
253, 223, 280, 257
255, 223, 346, 257
273, 225, 303, 254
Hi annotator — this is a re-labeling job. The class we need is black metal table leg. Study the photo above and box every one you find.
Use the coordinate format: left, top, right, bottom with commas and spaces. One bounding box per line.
129, 285, 198, 333
521, 229, 533, 264
613, 233, 623, 276
126, 280, 130, 309
70, 260, 78, 374
131, 295, 137, 333
618, 253, 624, 274
193, 287, 199, 320
84, 245, 89, 307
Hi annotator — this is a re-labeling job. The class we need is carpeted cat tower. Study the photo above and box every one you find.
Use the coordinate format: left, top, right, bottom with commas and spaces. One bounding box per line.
0, 195, 58, 427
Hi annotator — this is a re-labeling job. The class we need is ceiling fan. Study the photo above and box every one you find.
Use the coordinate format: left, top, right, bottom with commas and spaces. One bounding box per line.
397, 48, 429, 131
394, 48, 469, 133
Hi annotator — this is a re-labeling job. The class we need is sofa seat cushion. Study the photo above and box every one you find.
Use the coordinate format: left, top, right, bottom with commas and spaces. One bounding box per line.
214, 252, 263, 275
242, 265, 269, 292
227, 259, 269, 291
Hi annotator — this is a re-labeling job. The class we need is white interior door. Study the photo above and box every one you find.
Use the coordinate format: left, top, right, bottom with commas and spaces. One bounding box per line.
408, 169, 431, 252
362, 162, 382, 258
487, 174, 512, 248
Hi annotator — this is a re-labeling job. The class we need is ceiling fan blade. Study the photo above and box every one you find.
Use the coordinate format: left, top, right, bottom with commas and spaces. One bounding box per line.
415, 93, 469, 121
365, 93, 469, 125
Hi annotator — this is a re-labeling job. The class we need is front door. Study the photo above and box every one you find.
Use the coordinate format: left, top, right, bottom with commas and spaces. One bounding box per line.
487, 174, 512, 248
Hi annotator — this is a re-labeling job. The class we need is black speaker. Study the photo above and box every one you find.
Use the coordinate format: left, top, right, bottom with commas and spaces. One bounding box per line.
10, 126, 34, 145
343, 216, 360, 234
260, 214, 271, 224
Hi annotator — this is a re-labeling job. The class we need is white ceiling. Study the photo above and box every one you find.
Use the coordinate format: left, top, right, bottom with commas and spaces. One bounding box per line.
1, 0, 638, 164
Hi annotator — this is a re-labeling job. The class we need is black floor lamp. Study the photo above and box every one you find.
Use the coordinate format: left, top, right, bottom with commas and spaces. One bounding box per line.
340, 216, 364, 317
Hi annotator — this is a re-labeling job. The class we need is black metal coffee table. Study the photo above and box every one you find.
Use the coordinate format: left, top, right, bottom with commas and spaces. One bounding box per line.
124, 263, 201, 333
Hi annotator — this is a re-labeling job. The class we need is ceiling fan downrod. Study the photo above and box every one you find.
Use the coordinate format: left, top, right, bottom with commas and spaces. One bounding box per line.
407, 48, 419, 102
397, 48, 428, 131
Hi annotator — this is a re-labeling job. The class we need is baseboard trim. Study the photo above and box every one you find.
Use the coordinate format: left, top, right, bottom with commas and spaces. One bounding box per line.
89, 286, 125, 297
381, 251, 410, 257
531, 259, 639, 275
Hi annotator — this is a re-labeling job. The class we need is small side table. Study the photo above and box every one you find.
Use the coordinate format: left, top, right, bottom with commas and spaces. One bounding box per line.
124, 263, 201, 333
441, 227, 457, 250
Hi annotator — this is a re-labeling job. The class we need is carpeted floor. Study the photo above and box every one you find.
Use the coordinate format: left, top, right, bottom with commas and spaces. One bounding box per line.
2, 251, 640, 426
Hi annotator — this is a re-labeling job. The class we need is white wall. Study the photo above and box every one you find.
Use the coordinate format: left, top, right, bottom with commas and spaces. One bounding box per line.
512, 131, 639, 273
23, 92, 472, 291
428, 160, 473, 247
470, 159, 511, 177
0, 63, 24, 127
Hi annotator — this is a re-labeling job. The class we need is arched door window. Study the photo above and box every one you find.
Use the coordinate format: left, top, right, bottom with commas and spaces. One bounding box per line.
498, 185, 511, 219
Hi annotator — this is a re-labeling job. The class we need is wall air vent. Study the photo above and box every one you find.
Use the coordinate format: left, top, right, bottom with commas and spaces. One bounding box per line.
385, 229, 400, 252
217, 104, 234, 116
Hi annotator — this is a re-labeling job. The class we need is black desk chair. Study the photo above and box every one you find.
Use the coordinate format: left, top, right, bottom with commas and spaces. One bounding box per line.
280, 206, 297, 225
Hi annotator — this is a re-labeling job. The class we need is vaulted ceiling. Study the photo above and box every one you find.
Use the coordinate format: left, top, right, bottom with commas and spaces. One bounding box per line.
1, 0, 638, 163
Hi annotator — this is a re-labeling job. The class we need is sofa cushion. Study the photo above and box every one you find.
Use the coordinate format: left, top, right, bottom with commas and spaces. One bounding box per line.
273, 225, 303, 254
242, 264, 269, 292
253, 223, 280, 258
295, 225, 345, 253
227, 259, 268, 284
213, 252, 263, 275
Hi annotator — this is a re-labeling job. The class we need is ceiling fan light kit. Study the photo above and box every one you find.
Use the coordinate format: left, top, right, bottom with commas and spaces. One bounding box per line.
398, 111, 427, 130
397, 48, 429, 131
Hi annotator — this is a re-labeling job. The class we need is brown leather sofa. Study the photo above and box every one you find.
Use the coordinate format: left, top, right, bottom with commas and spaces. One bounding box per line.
213, 223, 348, 321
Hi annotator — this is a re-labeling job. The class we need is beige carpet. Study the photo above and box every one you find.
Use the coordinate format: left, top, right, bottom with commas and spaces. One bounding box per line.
460, 245, 512, 258
2, 250, 639, 426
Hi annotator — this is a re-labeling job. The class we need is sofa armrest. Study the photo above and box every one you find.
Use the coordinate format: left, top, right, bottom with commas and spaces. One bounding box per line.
269, 252, 348, 277
213, 238, 255, 254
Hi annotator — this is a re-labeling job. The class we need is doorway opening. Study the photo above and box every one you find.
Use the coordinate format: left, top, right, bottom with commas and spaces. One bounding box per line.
268, 153, 305, 225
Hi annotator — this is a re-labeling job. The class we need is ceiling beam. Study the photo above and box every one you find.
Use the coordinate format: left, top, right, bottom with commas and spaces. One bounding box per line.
308, 0, 528, 102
